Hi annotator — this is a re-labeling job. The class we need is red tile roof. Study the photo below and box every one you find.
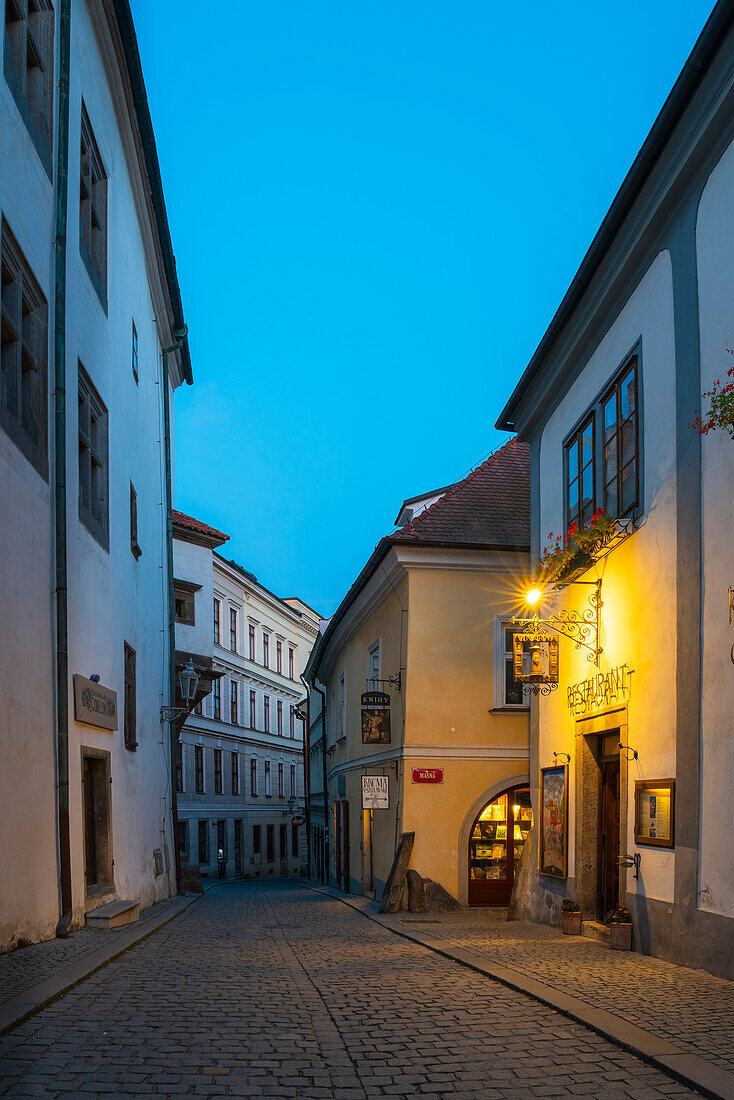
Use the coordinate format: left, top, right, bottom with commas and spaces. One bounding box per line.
172, 510, 229, 546
391, 437, 530, 548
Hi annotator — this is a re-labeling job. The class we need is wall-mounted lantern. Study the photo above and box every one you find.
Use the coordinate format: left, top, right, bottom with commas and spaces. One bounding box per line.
160, 661, 200, 723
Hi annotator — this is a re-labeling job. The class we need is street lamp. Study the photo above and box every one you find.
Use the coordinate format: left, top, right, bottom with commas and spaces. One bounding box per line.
160, 661, 200, 723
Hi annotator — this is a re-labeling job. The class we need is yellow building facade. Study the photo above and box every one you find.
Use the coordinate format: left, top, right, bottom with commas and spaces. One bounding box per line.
306, 440, 532, 904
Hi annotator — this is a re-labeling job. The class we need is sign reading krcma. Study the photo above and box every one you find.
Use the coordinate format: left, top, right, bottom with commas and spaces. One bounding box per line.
362, 774, 389, 809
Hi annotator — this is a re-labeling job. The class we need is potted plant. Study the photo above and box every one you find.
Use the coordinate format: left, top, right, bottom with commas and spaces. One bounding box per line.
561, 898, 582, 935
537, 510, 619, 585
605, 905, 633, 950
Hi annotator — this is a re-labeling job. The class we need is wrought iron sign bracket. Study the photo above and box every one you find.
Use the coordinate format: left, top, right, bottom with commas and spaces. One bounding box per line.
160, 705, 194, 724
367, 673, 402, 692
512, 578, 603, 668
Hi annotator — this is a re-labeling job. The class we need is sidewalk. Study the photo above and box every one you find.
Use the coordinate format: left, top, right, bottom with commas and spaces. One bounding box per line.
0, 891, 202, 1036
312, 887, 734, 1100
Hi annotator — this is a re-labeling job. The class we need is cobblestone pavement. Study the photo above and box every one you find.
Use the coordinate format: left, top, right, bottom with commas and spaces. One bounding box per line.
0, 883, 699, 1098
0, 895, 186, 1008
382, 907, 734, 1072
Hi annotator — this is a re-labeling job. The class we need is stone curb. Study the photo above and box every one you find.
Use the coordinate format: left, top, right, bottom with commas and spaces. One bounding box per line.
299, 883, 734, 1100
0, 886, 216, 1038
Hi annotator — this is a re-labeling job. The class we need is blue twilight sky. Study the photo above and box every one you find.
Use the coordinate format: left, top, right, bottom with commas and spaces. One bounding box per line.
131, 0, 713, 616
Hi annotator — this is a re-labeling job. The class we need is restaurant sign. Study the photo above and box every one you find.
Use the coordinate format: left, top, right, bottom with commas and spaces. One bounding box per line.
567, 664, 631, 717
73, 674, 118, 731
362, 774, 389, 809
361, 691, 391, 744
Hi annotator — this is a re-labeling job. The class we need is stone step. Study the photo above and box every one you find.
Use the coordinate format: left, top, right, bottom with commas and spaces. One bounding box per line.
581, 919, 610, 944
85, 899, 140, 930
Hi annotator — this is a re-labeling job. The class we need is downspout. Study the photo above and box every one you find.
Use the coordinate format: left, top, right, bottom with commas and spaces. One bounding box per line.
299, 676, 311, 876
314, 681, 328, 884
162, 335, 186, 894
54, 0, 72, 938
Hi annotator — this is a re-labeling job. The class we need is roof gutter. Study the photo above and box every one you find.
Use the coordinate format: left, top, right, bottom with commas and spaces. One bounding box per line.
110, 0, 192, 385
495, 0, 734, 431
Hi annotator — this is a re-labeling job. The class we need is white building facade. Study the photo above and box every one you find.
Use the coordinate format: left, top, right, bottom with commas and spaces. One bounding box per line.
173, 512, 320, 881
496, 2, 734, 979
0, 0, 192, 947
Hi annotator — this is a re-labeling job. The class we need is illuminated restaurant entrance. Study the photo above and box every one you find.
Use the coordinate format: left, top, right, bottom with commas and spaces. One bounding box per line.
468, 785, 533, 906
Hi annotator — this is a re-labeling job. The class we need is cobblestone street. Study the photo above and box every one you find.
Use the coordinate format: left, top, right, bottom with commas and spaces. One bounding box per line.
0, 883, 703, 1098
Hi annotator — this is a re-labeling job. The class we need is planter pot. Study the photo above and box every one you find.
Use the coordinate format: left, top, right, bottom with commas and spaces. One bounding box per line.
561, 910, 582, 935
609, 922, 632, 950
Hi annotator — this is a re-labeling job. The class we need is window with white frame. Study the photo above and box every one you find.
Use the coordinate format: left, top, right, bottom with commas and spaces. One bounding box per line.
250, 756, 258, 796
493, 618, 528, 709
290, 763, 296, 797
367, 639, 381, 690
337, 672, 346, 741
264, 760, 271, 797
327, 688, 336, 748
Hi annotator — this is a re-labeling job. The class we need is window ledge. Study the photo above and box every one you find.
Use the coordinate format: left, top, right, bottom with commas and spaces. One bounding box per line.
488, 707, 529, 714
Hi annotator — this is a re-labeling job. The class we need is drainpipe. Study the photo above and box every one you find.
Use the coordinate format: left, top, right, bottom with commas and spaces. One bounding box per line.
299, 676, 311, 876
54, 0, 72, 939
161, 335, 186, 894
314, 681, 328, 884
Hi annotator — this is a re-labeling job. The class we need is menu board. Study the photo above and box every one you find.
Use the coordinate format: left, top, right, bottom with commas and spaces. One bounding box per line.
635, 780, 675, 847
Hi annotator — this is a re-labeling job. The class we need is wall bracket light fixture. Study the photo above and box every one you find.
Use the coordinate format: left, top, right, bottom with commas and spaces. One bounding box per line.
552, 752, 571, 764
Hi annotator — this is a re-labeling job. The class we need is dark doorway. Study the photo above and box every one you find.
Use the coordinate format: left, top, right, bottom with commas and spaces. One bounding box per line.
334, 800, 350, 892
234, 819, 243, 876
82, 751, 112, 892
598, 733, 621, 918
469, 785, 532, 906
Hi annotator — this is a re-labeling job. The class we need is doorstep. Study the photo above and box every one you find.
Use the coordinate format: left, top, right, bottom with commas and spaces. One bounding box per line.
581, 918, 610, 944
85, 899, 140, 930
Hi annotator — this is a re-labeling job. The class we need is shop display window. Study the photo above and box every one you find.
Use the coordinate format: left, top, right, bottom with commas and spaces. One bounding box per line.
470, 790, 533, 886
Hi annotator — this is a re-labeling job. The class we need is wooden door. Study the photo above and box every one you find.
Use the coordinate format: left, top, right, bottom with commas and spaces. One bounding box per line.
599, 757, 620, 918
83, 757, 98, 887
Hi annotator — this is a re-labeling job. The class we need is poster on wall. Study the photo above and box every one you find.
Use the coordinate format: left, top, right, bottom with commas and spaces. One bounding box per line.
539, 764, 568, 879
361, 691, 391, 744
634, 779, 675, 847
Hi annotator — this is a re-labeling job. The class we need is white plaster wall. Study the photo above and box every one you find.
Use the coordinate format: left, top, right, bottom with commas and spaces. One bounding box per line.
538, 251, 678, 904
696, 135, 734, 919
173, 539, 215, 657
0, 18, 61, 947
62, 2, 176, 919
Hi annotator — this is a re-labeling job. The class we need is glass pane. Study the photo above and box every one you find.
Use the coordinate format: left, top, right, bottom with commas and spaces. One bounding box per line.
505, 658, 523, 705
620, 368, 636, 420
504, 628, 515, 655
581, 423, 593, 467
582, 461, 594, 513
621, 416, 636, 467
568, 476, 579, 517
621, 458, 636, 512
604, 393, 617, 441
604, 476, 618, 517
567, 441, 578, 481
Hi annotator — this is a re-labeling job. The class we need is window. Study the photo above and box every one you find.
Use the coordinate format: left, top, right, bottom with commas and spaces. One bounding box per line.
124, 642, 136, 750
174, 580, 196, 625
198, 820, 208, 864
3, 0, 54, 174
213, 598, 220, 645
248, 623, 255, 660
231, 752, 239, 795
252, 824, 261, 855
337, 672, 346, 740
602, 358, 639, 517
277, 699, 283, 736
1, 219, 48, 479
279, 823, 287, 860
263, 633, 270, 668
565, 414, 595, 529
367, 639, 381, 690
265, 760, 271, 797
288, 646, 295, 679
230, 680, 238, 724
290, 763, 296, 798
214, 749, 222, 794
130, 483, 141, 560
79, 103, 108, 306
278, 762, 284, 798
249, 689, 256, 729
266, 824, 274, 863
292, 821, 299, 858
230, 607, 237, 652
250, 757, 258, 796
175, 741, 183, 792
195, 745, 204, 792
494, 620, 527, 709
264, 695, 270, 732
131, 320, 138, 383
276, 640, 282, 674
289, 705, 295, 738
177, 819, 188, 859
212, 677, 220, 719
78, 364, 108, 549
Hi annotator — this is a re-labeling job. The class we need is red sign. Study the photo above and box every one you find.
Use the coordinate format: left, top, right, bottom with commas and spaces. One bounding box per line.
411, 767, 443, 784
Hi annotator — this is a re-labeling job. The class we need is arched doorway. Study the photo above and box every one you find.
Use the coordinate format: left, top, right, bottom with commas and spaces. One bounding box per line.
468, 783, 533, 906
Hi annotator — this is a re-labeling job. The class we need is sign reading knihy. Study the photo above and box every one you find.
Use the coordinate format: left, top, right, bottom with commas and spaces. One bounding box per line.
361, 691, 391, 744
362, 774, 389, 809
